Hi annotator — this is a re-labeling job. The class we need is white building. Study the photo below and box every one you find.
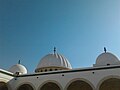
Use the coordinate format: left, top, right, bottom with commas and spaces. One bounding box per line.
0, 48, 120, 90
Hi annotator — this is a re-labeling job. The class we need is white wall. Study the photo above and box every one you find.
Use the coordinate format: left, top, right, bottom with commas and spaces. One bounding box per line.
9, 66, 120, 90
0, 69, 14, 83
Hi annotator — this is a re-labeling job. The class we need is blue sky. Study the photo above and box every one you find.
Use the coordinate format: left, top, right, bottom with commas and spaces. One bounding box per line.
0, 0, 120, 73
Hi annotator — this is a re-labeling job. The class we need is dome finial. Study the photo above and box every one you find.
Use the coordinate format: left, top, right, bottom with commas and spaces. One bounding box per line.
54, 47, 56, 54
18, 60, 21, 64
104, 47, 107, 53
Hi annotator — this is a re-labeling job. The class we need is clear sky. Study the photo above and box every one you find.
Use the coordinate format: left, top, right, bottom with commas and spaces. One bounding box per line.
0, 0, 120, 73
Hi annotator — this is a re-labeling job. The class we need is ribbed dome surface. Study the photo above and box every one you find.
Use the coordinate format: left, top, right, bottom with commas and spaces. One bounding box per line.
9, 64, 27, 74
35, 53, 72, 72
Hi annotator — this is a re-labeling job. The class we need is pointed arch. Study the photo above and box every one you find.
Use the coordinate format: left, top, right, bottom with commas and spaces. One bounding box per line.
38, 80, 62, 90
0, 82, 8, 90
97, 75, 120, 90
65, 78, 95, 90
17, 82, 35, 90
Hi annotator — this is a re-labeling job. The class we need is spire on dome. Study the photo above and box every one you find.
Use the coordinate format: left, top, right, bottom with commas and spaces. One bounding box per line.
18, 60, 21, 64
104, 47, 107, 53
53, 47, 56, 54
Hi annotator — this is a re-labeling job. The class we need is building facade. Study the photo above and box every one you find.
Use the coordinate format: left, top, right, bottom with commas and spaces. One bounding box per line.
0, 49, 120, 90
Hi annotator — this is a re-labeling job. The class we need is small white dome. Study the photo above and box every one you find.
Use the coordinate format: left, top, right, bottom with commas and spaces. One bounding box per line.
9, 64, 27, 75
94, 52, 120, 67
35, 53, 72, 72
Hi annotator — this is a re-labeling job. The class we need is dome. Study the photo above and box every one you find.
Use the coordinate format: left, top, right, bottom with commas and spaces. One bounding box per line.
35, 53, 72, 73
93, 52, 120, 67
9, 64, 27, 75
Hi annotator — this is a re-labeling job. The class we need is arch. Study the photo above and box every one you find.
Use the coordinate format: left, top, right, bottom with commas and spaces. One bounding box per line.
66, 78, 94, 90
17, 83, 35, 90
39, 80, 62, 90
0, 82, 8, 90
97, 75, 120, 90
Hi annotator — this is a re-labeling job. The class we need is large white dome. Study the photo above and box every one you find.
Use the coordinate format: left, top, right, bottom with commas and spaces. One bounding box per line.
35, 53, 72, 73
93, 52, 120, 67
9, 64, 27, 75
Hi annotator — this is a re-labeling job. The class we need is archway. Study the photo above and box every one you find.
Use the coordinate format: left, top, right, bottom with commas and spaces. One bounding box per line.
0, 82, 8, 90
67, 80, 93, 90
40, 82, 60, 90
99, 78, 120, 90
17, 84, 34, 90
